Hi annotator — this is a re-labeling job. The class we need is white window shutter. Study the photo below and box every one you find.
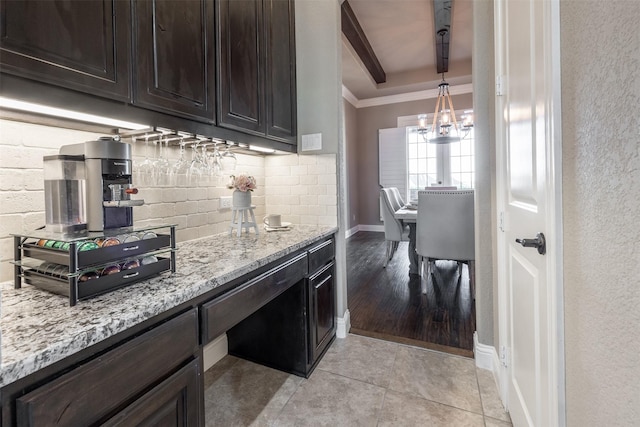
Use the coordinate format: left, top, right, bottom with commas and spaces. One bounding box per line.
378, 127, 407, 198
378, 127, 407, 220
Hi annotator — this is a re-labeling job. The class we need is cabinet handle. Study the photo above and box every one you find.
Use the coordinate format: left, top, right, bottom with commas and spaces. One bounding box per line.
123, 271, 139, 279
314, 276, 331, 290
122, 245, 139, 252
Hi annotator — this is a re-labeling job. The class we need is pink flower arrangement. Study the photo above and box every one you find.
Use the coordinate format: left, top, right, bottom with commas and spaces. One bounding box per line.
227, 174, 257, 192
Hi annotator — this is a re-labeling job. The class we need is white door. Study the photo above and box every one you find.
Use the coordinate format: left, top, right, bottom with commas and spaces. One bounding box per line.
495, 0, 564, 426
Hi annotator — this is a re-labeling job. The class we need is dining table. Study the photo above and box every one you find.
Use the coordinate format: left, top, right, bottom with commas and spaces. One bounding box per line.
394, 205, 419, 275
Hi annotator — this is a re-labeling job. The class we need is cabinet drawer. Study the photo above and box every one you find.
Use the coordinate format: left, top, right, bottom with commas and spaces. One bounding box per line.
202, 253, 307, 343
16, 309, 199, 427
308, 238, 334, 273
102, 358, 201, 426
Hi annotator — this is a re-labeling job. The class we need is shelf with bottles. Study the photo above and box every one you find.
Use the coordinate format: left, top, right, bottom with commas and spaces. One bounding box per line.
12, 224, 176, 306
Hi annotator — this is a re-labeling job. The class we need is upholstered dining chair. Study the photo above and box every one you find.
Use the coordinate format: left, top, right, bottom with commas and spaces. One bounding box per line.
388, 187, 406, 209
416, 189, 475, 289
380, 188, 410, 267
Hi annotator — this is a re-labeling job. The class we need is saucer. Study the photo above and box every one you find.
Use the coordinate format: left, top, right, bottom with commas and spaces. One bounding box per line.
264, 221, 292, 229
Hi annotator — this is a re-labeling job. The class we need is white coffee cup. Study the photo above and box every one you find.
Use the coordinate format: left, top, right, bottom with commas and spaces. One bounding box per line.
264, 214, 282, 227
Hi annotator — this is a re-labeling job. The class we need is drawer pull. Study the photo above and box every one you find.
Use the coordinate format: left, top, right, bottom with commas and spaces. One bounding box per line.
123, 272, 139, 279
314, 276, 331, 290
123, 245, 139, 252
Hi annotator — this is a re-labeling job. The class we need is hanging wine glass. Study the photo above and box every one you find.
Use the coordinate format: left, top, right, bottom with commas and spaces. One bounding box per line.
170, 136, 190, 186
137, 134, 154, 187
154, 134, 172, 186
186, 141, 204, 186
209, 142, 222, 178
220, 143, 237, 174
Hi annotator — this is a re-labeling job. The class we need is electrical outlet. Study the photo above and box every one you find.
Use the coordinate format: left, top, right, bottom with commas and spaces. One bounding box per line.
219, 196, 232, 209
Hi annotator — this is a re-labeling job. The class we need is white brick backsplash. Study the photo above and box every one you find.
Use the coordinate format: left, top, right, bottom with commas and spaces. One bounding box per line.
0, 191, 44, 215
0, 214, 23, 238
318, 174, 337, 186
0, 169, 24, 191
24, 212, 46, 231
298, 154, 318, 165
290, 165, 308, 176
300, 195, 318, 205
175, 201, 199, 215
137, 188, 163, 204
269, 165, 291, 176
187, 213, 209, 228
186, 187, 208, 201
264, 153, 337, 230
318, 195, 337, 206
198, 199, 217, 213
176, 227, 200, 242
289, 185, 307, 196
162, 188, 188, 203
24, 170, 45, 191
0, 145, 54, 169
0, 120, 339, 283
0, 237, 14, 262
299, 174, 318, 185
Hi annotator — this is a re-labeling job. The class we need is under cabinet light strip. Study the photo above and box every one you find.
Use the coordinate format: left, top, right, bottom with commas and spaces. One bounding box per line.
248, 144, 276, 153
0, 97, 149, 130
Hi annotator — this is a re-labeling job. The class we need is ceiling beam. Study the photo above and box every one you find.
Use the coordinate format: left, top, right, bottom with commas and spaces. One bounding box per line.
433, 0, 453, 74
341, 0, 386, 84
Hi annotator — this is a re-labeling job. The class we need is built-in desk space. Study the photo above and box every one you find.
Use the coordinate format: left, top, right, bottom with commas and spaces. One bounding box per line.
0, 225, 337, 426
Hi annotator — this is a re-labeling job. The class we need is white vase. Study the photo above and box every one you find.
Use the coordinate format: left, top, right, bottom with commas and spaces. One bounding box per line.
232, 190, 251, 208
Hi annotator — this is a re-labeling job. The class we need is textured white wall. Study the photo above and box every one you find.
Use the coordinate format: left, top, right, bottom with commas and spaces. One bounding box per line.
560, 1, 640, 424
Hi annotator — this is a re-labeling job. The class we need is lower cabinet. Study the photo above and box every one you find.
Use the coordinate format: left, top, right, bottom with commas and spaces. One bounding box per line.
1, 235, 336, 426
308, 261, 336, 364
102, 359, 201, 427
11, 309, 200, 427
226, 237, 336, 377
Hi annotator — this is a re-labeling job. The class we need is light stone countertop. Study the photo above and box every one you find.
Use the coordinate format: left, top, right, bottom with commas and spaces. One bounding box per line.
0, 225, 337, 387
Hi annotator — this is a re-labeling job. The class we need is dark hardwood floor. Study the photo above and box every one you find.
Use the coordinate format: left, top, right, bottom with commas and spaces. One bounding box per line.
346, 231, 476, 357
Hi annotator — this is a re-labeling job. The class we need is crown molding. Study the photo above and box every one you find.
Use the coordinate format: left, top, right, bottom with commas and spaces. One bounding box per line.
341, 83, 474, 109
342, 86, 359, 107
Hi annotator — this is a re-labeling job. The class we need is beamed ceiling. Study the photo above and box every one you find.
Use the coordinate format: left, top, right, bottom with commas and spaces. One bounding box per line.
341, 0, 473, 102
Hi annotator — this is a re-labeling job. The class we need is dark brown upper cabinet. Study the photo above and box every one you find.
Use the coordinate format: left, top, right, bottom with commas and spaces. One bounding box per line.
217, 0, 296, 144
0, 0, 131, 101
264, 0, 297, 143
133, 0, 216, 122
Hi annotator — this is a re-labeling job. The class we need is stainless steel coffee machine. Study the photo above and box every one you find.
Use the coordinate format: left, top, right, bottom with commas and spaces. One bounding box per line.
52, 136, 144, 232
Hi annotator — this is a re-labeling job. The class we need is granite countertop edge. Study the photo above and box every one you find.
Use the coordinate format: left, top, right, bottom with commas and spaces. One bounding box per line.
0, 225, 337, 387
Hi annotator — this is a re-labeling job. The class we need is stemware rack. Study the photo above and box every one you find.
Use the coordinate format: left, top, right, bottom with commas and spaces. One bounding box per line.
12, 224, 176, 306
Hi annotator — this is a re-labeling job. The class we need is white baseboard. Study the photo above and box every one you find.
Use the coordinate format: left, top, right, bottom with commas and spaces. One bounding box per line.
474, 331, 497, 371
336, 309, 351, 338
203, 333, 228, 371
357, 224, 384, 233
345, 225, 360, 239
474, 331, 507, 407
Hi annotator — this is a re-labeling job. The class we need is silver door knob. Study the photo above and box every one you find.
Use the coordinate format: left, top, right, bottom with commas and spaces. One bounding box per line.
515, 232, 546, 255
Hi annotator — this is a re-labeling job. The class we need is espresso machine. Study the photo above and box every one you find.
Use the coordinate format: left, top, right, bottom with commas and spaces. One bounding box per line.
52, 136, 144, 232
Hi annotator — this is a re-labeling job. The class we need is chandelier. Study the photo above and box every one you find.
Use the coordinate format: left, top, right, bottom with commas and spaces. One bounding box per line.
417, 29, 473, 144
417, 77, 459, 143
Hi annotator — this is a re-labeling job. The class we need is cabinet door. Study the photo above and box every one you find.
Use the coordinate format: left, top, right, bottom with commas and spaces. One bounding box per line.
308, 262, 336, 363
264, 0, 297, 143
15, 310, 198, 427
0, 0, 131, 101
134, 0, 215, 122
102, 359, 201, 427
216, 0, 265, 134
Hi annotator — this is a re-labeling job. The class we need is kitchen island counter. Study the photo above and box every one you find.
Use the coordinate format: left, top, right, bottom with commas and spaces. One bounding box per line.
0, 225, 337, 387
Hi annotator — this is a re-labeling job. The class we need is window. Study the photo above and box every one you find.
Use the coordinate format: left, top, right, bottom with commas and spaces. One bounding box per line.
406, 126, 475, 200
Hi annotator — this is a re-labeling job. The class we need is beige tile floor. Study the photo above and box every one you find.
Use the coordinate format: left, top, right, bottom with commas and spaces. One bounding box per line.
203, 334, 512, 426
